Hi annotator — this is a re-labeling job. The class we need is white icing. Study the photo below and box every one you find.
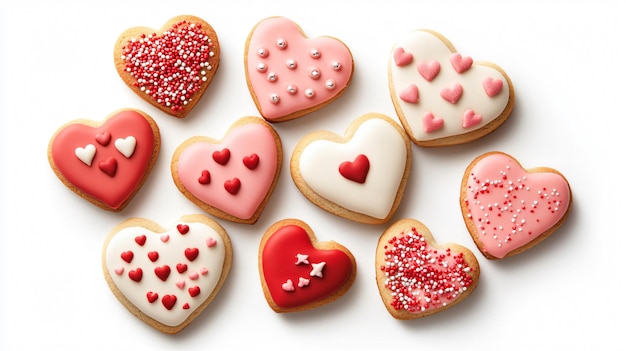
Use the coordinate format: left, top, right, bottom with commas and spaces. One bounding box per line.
114, 136, 137, 158
75, 144, 96, 166
389, 30, 510, 141
104, 221, 226, 327
298, 118, 407, 219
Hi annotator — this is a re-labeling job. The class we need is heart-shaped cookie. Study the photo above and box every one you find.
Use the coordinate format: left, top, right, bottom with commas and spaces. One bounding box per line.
114, 15, 220, 118
389, 29, 514, 147
460, 151, 572, 259
290, 113, 411, 224
244, 17, 354, 122
102, 214, 232, 334
259, 219, 356, 313
171, 117, 282, 224
48, 109, 160, 211
376, 219, 480, 320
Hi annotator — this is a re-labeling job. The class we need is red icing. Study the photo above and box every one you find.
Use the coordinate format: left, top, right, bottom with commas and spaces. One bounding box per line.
176, 263, 188, 274
154, 265, 171, 281
198, 170, 211, 184
182, 303, 190, 310
129, 268, 143, 282
243, 154, 260, 170
96, 132, 111, 146
184, 248, 199, 262
212, 148, 231, 165
177, 224, 190, 235
135, 235, 146, 246
148, 251, 159, 262
261, 224, 353, 309
49, 110, 158, 210
224, 178, 241, 195
188, 286, 201, 297
121, 251, 134, 263
450, 53, 473, 73
393, 47, 413, 67
146, 291, 158, 303
339, 154, 370, 184
98, 157, 118, 177
162, 295, 177, 310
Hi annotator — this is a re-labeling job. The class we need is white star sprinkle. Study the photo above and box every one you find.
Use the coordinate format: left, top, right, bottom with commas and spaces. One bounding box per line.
295, 253, 309, 265
310, 262, 326, 278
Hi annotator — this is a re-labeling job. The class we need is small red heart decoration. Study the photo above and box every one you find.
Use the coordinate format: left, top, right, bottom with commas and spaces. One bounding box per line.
243, 154, 260, 170
376, 219, 480, 320
223, 178, 241, 195
154, 265, 171, 281
259, 219, 356, 313
212, 149, 231, 165
48, 109, 160, 211
113, 15, 220, 118
338, 154, 370, 184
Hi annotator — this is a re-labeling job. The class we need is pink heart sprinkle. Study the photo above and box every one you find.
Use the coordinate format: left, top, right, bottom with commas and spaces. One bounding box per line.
282, 279, 295, 292
422, 112, 444, 133
483, 77, 503, 97
463, 109, 483, 128
176, 280, 186, 289
114, 267, 124, 275
200, 267, 209, 275
188, 272, 199, 280
450, 53, 473, 73
298, 277, 310, 288
160, 234, 169, 242
417, 60, 441, 81
440, 83, 463, 104
399, 84, 419, 104
206, 237, 217, 247
393, 47, 414, 67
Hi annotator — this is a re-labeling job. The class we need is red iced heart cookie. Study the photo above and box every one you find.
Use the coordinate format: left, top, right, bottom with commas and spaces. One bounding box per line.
376, 219, 480, 320
259, 219, 356, 313
114, 15, 220, 118
48, 109, 160, 211
460, 151, 572, 259
245, 17, 354, 122
102, 214, 232, 334
290, 113, 411, 224
171, 117, 282, 224
389, 29, 514, 147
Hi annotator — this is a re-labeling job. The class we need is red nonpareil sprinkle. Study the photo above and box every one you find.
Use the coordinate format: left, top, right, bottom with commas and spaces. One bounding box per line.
380, 227, 474, 313
121, 20, 215, 112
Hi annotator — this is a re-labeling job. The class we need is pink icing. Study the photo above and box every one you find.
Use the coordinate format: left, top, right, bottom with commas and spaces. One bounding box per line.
440, 83, 463, 104
463, 153, 571, 258
417, 60, 441, 82
450, 53, 473, 73
393, 47, 413, 67
175, 122, 279, 220
422, 112, 444, 133
246, 17, 353, 120
462, 109, 482, 128
399, 84, 419, 103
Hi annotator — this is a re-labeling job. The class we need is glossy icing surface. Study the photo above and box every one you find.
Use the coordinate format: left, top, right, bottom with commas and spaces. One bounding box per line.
246, 17, 353, 120
462, 153, 571, 258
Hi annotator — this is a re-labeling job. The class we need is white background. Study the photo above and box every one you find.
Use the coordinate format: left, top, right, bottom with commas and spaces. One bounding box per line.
1, 0, 623, 349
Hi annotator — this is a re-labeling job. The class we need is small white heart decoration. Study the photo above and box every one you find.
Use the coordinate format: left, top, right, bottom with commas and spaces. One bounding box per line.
74, 144, 96, 166
115, 136, 137, 158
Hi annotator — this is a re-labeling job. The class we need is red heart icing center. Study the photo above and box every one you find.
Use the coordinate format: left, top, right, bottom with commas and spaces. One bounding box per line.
338, 154, 370, 184
261, 223, 354, 309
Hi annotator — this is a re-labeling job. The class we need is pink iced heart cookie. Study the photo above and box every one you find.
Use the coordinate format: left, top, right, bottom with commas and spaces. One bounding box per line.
102, 214, 232, 334
245, 17, 354, 122
460, 152, 572, 259
376, 219, 480, 320
114, 15, 220, 118
48, 109, 160, 211
290, 113, 411, 224
171, 117, 282, 224
389, 30, 514, 147
259, 219, 356, 313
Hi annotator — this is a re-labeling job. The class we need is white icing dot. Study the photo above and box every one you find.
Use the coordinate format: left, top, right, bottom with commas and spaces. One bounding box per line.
267, 72, 277, 82
286, 84, 298, 95
269, 94, 280, 104
325, 79, 336, 90
310, 49, 321, 59
286, 59, 297, 69
331, 61, 342, 70
276, 38, 287, 49
257, 48, 269, 58
305, 88, 315, 98
308, 67, 321, 80
257, 63, 267, 72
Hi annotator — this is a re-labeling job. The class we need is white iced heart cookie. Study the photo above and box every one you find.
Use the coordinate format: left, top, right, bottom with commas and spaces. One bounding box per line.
102, 214, 232, 334
290, 113, 411, 224
389, 29, 514, 147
